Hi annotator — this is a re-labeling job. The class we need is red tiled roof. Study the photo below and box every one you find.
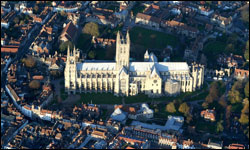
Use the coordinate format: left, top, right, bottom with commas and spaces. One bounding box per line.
136, 13, 161, 24
201, 109, 216, 121
234, 69, 249, 77
33, 75, 44, 80
61, 21, 77, 40
151, 4, 160, 10
229, 144, 245, 149
1, 45, 19, 53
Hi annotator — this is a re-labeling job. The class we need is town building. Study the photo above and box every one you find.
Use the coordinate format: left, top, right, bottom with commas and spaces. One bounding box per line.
200, 109, 216, 121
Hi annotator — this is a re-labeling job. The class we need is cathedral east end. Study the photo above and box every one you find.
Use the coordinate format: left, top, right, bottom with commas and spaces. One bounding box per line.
64, 31, 204, 97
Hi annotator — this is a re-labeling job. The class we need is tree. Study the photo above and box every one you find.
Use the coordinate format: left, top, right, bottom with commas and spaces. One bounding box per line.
59, 41, 73, 53
245, 81, 249, 98
239, 113, 249, 125
205, 81, 219, 104
229, 80, 244, 104
24, 56, 36, 68
60, 10, 67, 17
241, 8, 249, 23
186, 114, 193, 124
202, 101, 209, 109
244, 126, 249, 139
34, 5, 39, 14
225, 43, 235, 54
20, 20, 25, 25
50, 70, 62, 78
29, 80, 41, 89
226, 105, 232, 129
216, 120, 224, 133
88, 50, 96, 59
218, 96, 227, 108
241, 98, 249, 114
82, 22, 100, 37
244, 40, 249, 61
178, 102, 190, 115
166, 102, 176, 113
14, 17, 19, 24
106, 44, 116, 60
229, 90, 242, 104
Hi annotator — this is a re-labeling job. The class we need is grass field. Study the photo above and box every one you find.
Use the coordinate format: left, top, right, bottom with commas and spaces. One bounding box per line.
60, 87, 68, 101
203, 41, 227, 55
78, 93, 122, 104
129, 26, 179, 49
76, 33, 92, 52
196, 120, 217, 134
203, 40, 227, 67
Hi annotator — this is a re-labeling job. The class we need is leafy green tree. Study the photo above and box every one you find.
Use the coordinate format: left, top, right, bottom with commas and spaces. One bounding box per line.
29, 80, 41, 89
244, 126, 249, 139
88, 50, 96, 59
219, 96, 227, 108
20, 20, 25, 25
204, 82, 220, 105
245, 81, 249, 98
13, 17, 19, 24
34, 5, 39, 14
226, 105, 232, 129
178, 102, 190, 115
241, 98, 249, 114
186, 114, 193, 124
241, 8, 249, 23
239, 113, 249, 125
82, 22, 100, 37
24, 56, 36, 68
59, 41, 73, 53
216, 120, 224, 133
225, 43, 235, 54
106, 44, 116, 60
60, 10, 67, 17
166, 102, 176, 113
229, 80, 244, 104
202, 101, 209, 109
244, 40, 249, 61
229, 90, 242, 104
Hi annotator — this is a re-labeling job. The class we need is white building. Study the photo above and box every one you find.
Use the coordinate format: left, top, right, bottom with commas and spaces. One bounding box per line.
110, 107, 127, 123
198, 6, 214, 16
64, 31, 204, 97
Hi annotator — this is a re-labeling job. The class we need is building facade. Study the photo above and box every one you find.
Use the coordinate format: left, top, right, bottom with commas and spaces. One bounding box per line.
64, 31, 204, 97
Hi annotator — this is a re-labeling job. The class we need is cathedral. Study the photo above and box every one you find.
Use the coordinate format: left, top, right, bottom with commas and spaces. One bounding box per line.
64, 31, 204, 97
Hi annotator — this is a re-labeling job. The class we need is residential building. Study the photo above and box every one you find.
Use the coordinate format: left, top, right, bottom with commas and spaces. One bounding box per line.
201, 109, 216, 121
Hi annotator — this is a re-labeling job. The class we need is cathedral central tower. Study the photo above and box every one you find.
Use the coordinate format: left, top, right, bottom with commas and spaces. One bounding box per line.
115, 31, 130, 71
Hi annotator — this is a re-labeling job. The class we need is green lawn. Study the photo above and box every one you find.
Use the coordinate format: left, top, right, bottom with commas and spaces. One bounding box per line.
196, 120, 217, 134
94, 47, 109, 60
203, 40, 227, 68
155, 105, 182, 119
231, 103, 243, 113
76, 33, 92, 53
130, 26, 179, 49
204, 41, 227, 55
78, 93, 122, 104
60, 87, 68, 101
